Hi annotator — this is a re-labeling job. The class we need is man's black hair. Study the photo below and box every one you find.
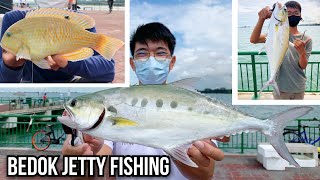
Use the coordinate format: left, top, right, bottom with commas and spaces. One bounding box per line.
130, 22, 176, 56
285, 1, 302, 13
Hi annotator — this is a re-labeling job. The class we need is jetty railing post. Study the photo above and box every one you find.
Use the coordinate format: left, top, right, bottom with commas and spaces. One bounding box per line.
251, 55, 258, 99
241, 132, 244, 153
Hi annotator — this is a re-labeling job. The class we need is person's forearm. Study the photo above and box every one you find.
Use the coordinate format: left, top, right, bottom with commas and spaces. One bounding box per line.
174, 159, 214, 180
250, 18, 265, 44
299, 53, 308, 69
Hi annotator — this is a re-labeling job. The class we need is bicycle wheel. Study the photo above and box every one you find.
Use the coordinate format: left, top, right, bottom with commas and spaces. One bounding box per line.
32, 130, 51, 151
283, 132, 304, 143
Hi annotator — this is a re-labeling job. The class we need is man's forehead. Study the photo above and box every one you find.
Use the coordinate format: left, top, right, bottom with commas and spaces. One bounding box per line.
135, 40, 169, 50
287, 7, 300, 12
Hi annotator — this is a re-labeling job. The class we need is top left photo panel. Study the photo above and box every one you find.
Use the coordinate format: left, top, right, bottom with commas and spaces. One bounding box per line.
0, 0, 125, 84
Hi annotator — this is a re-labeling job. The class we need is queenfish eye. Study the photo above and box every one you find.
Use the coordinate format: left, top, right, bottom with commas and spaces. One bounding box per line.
70, 99, 77, 107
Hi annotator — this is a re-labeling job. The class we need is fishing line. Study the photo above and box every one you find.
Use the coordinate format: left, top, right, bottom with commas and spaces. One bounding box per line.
31, 62, 34, 83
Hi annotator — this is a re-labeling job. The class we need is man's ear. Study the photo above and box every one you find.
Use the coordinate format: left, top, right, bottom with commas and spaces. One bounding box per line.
130, 57, 136, 71
169, 56, 176, 71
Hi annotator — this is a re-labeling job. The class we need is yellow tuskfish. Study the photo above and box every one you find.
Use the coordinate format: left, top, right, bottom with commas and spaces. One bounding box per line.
0, 8, 124, 69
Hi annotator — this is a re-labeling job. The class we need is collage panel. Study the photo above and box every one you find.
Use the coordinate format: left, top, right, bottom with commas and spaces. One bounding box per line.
0, 0, 125, 84
235, 0, 319, 105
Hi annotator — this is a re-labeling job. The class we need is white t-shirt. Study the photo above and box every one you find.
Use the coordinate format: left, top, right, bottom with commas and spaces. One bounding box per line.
104, 140, 187, 180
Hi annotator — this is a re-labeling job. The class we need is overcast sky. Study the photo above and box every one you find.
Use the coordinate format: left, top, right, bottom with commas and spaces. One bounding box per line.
239, 0, 320, 27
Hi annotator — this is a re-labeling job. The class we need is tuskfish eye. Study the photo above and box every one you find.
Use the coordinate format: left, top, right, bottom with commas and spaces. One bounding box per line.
70, 99, 77, 107
6, 32, 12, 37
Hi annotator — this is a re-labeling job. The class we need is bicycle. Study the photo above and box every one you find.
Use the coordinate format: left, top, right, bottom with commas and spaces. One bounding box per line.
32, 124, 66, 151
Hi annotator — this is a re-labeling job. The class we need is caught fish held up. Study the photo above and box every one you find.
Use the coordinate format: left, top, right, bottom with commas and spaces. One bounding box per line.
0, 8, 124, 69
259, 3, 289, 95
58, 79, 312, 168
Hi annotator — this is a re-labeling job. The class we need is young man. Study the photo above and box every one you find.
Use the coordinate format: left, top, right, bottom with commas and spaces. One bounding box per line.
0, 0, 115, 83
250, 1, 312, 100
62, 22, 224, 179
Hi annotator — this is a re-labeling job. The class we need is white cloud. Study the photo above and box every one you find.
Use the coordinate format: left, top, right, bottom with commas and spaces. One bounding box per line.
130, 1, 232, 89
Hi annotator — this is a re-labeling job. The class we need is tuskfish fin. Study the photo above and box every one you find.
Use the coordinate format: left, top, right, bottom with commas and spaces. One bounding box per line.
263, 106, 313, 167
93, 34, 124, 60
26, 8, 95, 29
32, 59, 51, 69
165, 144, 198, 168
16, 45, 31, 61
60, 48, 94, 61
110, 117, 138, 127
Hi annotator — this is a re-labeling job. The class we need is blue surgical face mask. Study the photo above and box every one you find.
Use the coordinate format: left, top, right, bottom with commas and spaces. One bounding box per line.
134, 57, 171, 85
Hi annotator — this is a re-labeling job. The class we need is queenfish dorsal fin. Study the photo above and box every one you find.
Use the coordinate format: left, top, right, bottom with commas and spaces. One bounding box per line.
26, 8, 95, 29
169, 77, 201, 91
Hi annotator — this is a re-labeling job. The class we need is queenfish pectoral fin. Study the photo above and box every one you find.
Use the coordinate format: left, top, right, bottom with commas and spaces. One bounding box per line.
165, 144, 198, 168
263, 106, 313, 167
16, 45, 31, 61
110, 117, 138, 127
60, 48, 94, 61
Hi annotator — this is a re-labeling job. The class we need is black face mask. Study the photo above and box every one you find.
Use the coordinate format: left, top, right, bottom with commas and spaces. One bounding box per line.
288, 15, 302, 27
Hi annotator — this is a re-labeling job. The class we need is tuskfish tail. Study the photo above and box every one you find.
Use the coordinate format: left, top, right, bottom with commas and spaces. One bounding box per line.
262, 106, 313, 167
93, 34, 124, 61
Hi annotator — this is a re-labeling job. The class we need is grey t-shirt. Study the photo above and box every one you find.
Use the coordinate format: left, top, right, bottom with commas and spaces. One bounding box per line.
276, 33, 312, 93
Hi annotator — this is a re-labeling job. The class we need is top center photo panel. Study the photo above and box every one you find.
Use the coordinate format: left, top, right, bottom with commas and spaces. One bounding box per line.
0, 0, 125, 85
130, 0, 232, 91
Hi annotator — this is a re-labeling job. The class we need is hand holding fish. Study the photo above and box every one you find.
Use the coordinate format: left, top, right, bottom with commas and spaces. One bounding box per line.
61, 134, 103, 155
2, 49, 26, 69
175, 140, 224, 179
258, 6, 272, 20
45, 55, 68, 71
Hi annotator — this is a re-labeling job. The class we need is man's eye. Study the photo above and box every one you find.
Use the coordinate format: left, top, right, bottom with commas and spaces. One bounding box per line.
156, 52, 168, 56
136, 52, 148, 56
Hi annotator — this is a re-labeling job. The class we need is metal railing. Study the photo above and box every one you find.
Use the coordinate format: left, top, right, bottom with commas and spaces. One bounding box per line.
0, 117, 318, 153
0, 97, 69, 111
218, 118, 320, 153
238, 51, 320, 99
0, 120, 65, 148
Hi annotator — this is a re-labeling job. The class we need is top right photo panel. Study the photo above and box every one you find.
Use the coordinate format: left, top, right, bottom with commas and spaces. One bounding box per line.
236, 0, 319, 104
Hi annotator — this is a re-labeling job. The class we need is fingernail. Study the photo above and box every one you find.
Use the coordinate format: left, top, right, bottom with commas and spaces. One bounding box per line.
194, 141, 204, 149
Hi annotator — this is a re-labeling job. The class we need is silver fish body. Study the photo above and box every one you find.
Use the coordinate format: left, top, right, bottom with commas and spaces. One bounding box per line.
59, 83, 312, 167
259, 3, 290, 95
